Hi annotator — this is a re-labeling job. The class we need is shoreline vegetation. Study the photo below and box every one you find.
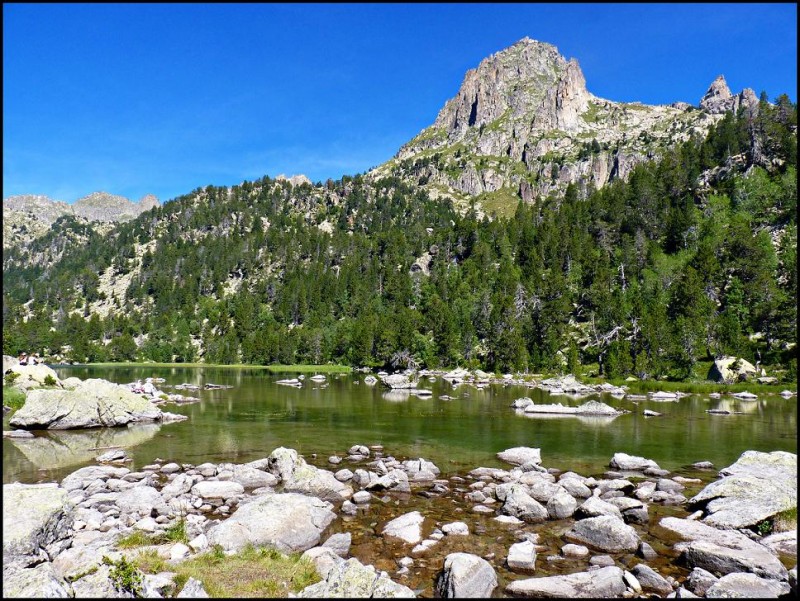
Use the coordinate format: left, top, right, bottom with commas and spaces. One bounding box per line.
45, 361, 792, 395
61, 362, 353, 374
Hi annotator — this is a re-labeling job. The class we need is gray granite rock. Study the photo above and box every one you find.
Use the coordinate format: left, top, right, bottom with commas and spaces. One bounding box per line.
10, 379, 163, 429
3, 483, 74, 568
206, 492, 335, 553
505, 566, 626, 598
436, 552, 497, 598
507, 540, 537, 571
705, 572, 790, 598
564, 515, 640, 552
631, 563, 673, 595
689, 450, 797, 529
299, 557, 415, 597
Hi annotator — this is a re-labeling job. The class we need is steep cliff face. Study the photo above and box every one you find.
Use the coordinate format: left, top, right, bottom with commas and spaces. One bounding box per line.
373, 38, 758, 216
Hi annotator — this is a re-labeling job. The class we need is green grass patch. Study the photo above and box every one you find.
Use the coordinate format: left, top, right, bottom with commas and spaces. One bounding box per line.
773, 507, 797, 533
265, 364, 351, 374
2, 386, 26, 410
475, 187, 521, 219
117, 519, 189, 549
116, 530, 154, 549
579, 375, 789, 395
133, 544, 319, 597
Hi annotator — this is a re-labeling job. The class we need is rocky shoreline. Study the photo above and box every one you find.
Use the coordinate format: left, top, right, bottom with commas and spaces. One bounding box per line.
2, 363, 796, 598
3, 440, 796, 598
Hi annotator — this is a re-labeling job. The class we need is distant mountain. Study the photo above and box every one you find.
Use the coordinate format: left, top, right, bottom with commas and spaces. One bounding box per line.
2, 191, 160, 250
371, 38, 758, 216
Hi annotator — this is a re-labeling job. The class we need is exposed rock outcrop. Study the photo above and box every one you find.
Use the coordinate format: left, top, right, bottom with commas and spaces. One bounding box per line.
699, 75, 759, 116
9, 378, 167, 429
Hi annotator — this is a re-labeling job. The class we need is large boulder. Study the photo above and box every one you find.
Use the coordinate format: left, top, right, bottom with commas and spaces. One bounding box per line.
3, 483, 74, 567
206, 492, 336, 553
707, 356, 758, 383
435, 553, 498, 598
659, 516, 788, 581
298, 557, 415, 597
10, 379, 163, 429
564, 515, 640, 553
500, 483, 548, 523
267, 447, 350, 502
5, 364, 62, 393
3, 354, 20, 374
505, 566, 626, 598
689, 450, 796, 529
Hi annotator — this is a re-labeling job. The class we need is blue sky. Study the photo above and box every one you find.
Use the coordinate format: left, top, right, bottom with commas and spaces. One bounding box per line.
3, 3, 797, 204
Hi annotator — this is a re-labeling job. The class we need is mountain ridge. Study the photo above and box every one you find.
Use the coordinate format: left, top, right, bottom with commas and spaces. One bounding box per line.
2, 191, 160, 250
371, 38, 759, 214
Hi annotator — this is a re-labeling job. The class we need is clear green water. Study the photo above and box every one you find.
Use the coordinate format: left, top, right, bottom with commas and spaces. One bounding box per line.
3, 366, 797, 485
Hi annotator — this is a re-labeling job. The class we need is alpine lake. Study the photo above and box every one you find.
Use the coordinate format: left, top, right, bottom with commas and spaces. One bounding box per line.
3, 365, 797, 596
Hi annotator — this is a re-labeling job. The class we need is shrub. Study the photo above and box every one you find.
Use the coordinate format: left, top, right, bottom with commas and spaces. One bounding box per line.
43, 374, 57, 386
103, 555, 144, 597
2, 386, 26, 410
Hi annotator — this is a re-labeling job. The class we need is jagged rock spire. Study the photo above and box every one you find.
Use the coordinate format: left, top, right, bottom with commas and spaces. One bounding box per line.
700, 75, 732, 110
699, 75, 758, 115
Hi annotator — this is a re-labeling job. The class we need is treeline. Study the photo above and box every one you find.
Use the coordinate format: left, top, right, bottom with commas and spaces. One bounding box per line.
2, 95, 796, 380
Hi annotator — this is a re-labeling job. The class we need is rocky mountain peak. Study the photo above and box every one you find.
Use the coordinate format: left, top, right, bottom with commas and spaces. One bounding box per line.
275, 174, 312, 187
699, 75, 759, 115
137, 194, 160, 210
429, 38, 589, 142
379, 37, 725, 213
701, 75, 732, 108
